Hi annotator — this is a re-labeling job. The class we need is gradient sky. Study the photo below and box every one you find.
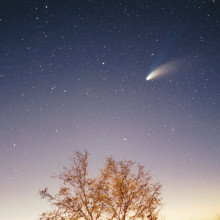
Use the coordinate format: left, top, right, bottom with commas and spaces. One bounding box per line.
0, 1, 219, 220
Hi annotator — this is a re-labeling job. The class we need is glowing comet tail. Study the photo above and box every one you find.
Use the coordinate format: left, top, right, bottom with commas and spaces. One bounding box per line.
146, 60, 181, 81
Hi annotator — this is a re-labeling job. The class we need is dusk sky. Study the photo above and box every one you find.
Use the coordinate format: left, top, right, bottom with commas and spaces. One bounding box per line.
0, 1, 219, 220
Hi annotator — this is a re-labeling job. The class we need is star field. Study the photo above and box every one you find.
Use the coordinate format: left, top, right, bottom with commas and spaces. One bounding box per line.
0, 1, 219, 220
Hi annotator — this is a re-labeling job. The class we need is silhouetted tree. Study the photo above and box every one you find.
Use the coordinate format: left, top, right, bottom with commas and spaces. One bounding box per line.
39, 151, 162, 220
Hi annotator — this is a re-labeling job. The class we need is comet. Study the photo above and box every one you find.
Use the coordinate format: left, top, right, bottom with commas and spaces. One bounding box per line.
146, 60, 181, 81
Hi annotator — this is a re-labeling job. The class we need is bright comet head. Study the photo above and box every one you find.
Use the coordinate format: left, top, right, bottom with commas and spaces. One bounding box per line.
146, 75, 151, 81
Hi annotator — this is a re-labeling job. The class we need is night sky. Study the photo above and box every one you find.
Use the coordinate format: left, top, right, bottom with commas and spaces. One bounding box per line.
0, 1, 219, 220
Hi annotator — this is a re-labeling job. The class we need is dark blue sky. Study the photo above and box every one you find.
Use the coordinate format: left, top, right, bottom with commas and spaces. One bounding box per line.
0, 1, 219, 220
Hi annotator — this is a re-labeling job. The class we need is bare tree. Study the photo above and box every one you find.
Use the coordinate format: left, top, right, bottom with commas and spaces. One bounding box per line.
39, 151, 162, 220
